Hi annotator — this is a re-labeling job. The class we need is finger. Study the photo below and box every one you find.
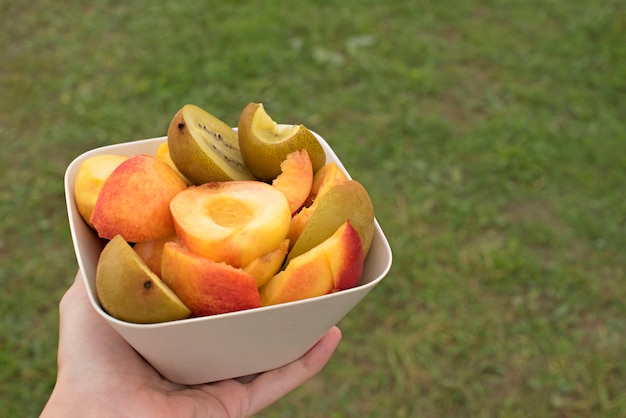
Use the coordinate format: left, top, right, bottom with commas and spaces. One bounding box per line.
244, 326, 342, 415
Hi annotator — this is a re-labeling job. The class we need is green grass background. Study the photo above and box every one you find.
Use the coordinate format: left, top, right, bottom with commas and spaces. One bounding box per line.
1, 0, 624, 416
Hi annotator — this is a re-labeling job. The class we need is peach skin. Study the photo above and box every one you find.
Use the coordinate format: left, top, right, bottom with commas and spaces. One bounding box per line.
161, 242, 261, 317
90, 154, 187, 242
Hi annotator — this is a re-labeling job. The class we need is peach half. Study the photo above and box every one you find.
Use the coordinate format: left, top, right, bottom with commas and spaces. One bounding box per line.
161, 242, 261, 317
169, 180, 291, 268
90, 154, 187, 242
260, 220, 364, 306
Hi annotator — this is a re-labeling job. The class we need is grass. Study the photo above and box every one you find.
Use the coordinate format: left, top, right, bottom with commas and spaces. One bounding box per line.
1, 0, 625, 416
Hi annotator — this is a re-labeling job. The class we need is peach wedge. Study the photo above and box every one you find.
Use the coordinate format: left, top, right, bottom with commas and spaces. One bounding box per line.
260, 220, 364, 306
161, 242, 261, 317
242, 239, 290, 288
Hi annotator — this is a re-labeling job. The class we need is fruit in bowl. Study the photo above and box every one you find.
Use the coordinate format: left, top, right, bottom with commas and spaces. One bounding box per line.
96, 235, 191, 323
75, 103, 377, 323
237, 102, 326, 181
89, 154, 188, 243
65, 103, 392, 384
169, 180, 292, 269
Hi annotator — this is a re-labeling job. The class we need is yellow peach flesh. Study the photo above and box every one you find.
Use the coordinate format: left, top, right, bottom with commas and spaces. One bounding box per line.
170, 181, 291, 268
242, 239, 290, 288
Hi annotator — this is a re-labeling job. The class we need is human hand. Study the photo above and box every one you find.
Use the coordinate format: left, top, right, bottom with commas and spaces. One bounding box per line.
41, 270, 342, 417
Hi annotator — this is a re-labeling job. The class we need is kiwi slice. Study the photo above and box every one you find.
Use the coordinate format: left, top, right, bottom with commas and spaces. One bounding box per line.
167, 104, 254, 184
238, 102, 326, 182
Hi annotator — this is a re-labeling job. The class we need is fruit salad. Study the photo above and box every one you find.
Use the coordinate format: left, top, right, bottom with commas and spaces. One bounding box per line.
74, 103, 375, 324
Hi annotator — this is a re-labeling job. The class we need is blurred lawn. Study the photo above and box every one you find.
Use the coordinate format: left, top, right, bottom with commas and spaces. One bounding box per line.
1, 0, 625, 416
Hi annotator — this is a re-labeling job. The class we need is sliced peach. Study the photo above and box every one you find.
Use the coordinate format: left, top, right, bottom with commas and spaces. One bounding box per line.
133, 233, 179, 278
90, 154, 187, 242
169, 180, 291, 268
272, 149, 313, 214
260, 220, 364, 306
161, 242, 261, 317
261, 251, 334, 307
242, 239, 289, 288
287, 162, 349, 246
328, 223, 365, 291
74, 154, 128, 228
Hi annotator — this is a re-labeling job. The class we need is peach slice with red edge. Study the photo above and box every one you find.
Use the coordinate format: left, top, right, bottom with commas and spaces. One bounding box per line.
260, 220, 364, 306
96, 235, 191, 324
161, 241, 261, 317
271, 149, 313, 214
74, 154, 128, 229
90, 154, 187, 242
169, 180, 291, 268
133, 233, 179, 278
242, 239, 289, 288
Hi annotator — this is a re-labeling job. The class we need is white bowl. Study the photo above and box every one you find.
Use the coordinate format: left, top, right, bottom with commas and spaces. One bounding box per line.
64, 132, 392, 385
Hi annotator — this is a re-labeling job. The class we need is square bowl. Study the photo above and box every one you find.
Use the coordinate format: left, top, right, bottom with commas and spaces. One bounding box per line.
64, 132, 392, 385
